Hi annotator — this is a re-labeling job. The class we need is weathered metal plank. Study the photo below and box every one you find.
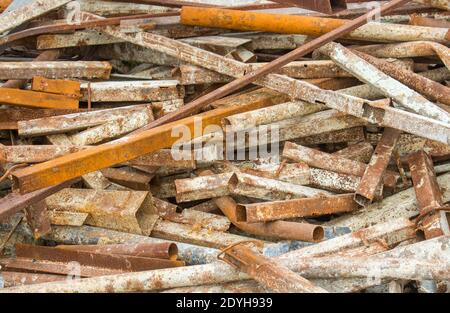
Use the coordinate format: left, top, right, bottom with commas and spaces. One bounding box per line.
100, 167, 153, 191
354, 127, 402, 206
161, 209, 231, 232
353, 41, 450, 70
319, 42, 450, 123
37, 30, 122, 49
80, 81, 183, 102
74, 0, 170, 16
0, 107, 83, 130
0, 145, 86, 163
333, 142, 374, 163
220, 244, 327, 293
18, 104, 153, 137
31, 76, 81, 99
223, 100, 325, 132
0, 88, 79, 109
67, 109, 155, 145
408, 151, 450, 239
0, 61, 111, 80
238, 194, 359, 223
24, 200, 51, 240
353, 50, 450, 106
151, 219, 263, 249
326, 172, 450, 231
0, 0, 70, 34
283, 141, 399, 188
45, 188, 158, 235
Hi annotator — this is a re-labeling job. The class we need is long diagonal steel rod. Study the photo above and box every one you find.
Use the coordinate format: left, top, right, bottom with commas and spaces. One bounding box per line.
12, 0, 411, 193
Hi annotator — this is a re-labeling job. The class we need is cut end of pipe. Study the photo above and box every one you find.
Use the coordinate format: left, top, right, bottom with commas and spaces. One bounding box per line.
354, 193, 372, 207
312, 225, 325, 242
235, 204, 247, 223
168, 243, 178, 261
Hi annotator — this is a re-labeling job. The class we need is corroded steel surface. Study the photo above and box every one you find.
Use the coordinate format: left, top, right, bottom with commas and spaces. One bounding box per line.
238, 194, 359, 223
408, 151, 450, 239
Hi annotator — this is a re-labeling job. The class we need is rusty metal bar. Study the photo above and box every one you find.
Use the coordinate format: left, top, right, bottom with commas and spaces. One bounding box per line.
199, 170, 325, 242
353, 41, 450, 70
223, 100, 325, 132
48, 211, 89, 227
215, 194, 325, 242
79, 81, 183, 102
18, 104, 153, 137
45, 188, 158, 235
0, 107, 83, 131
12, 94, 274, 194
340, 67, 450, 101
31, 76, 81, 99
319, 42, 450, 123
220, 244, 328, 293
408, 150, 450, 239
309, 168, 361, 193
229, 172, 332, 200
67, 109, 155, 146
333, 142, 374, 163
0, 88, 79, 110
181, 5, 448, 43
151, 219, 263, 249
2, 50, 61, 90
0, 145, 87, 164
0, 61, 111, 80
238, 194, 359, 223
0, 179, 77, 222
283, 141, 400, 188
56, 242, 178, 260
161, 209, 231, 232
24, 200, 51, 240
0, 0, 70, 34
354, 128, 402, 206
100, 167, 152, 190
352, 50, 450, 106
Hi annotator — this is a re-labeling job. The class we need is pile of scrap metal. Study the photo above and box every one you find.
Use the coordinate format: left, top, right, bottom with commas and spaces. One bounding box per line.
0, 0, 449, 293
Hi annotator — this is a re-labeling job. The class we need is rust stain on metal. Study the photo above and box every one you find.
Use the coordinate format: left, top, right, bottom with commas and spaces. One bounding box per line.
408, 151, 450, 239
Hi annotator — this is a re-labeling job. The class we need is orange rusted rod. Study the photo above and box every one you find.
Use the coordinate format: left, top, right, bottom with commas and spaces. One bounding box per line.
12, 100, 273, 193
181, 6, 346, 37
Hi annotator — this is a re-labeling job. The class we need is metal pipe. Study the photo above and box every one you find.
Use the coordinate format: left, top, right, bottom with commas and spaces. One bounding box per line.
180, 5, 448, 43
